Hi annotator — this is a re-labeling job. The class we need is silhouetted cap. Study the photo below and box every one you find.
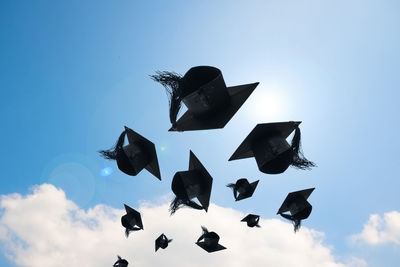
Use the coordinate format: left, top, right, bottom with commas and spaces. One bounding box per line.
113, 255, 128, 267
226, 178, 259, 201
151, 66, 259, 131
229, 121, 316, 174
196, 226, 226, 253
155, 233, 173, 252
277, 188, 314, 232
121, 204, 143, 237
241, 214, 261, 228
99, 126, 161, 180
169, 151, 213, 215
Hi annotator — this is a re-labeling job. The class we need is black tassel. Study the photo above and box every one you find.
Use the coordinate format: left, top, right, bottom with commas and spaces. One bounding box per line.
151, 71, 183, 128
201, 226, 209, 234
226, 183, 238, 200
125, 228, 131, 238
293, 219, 301, 232
99, 130, 126, 160
291, 127, 316, 169
169, 196, 203, 215
168, 239, 173, 243
169, 196, 185, 215
281, 213, 302, 232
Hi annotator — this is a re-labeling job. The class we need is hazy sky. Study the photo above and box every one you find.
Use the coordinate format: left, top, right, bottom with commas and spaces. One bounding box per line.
1, 1, 399, 266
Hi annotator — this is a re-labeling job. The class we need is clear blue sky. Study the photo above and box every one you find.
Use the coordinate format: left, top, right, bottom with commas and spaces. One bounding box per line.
1, 1, 399, 266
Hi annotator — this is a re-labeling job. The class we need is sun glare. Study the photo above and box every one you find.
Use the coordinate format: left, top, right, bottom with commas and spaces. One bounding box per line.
247, 86, 290, 121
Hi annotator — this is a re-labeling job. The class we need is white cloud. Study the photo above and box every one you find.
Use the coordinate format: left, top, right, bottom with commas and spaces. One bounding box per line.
0, 184, 356, 267
350, 211, 400, 246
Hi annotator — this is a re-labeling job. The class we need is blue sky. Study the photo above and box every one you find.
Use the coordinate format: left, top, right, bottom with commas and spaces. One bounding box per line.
1, 1, 400, 266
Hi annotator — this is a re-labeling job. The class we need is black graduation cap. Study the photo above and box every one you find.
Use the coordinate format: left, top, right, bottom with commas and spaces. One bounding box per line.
226, 178, 259, 201
196, 226, 226, 253
113, 255, 128, 267
241, 214, 261, 228
99, 126, 161, 180
277, 188, 315, 232
229, 121, 316, 174
121, 204, 143, 237
169, 150, 213, 215
155, 233, 173, 252
151, 66, 259, 131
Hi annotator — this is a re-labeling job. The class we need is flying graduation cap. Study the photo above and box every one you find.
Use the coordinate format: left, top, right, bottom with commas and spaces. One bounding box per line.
229, 121, 316, 174
155, 233, 173, 252
99, 126, 161, 180
277, 188, 315, 232
196, 226, 226, 253
151, 66, 259, 132
170, 151, 213, 215
113, 255, 128, 267
121, 204, 143, 237
241, 214, 261, 228
226, 178, 259, 201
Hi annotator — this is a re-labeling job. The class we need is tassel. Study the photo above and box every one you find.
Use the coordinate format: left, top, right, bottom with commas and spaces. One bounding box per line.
280, 213, 302, 232
293, 219, 301, 232
168, 238, 173, 243
291, 127, 316, 169
226, 183, 238, 200
169, 196, 185, 215
169, 196, 203, 215
125, 228, 131, 238
201, 226, 209, 234
99, 130, 126, 160
151, 71, 183, 128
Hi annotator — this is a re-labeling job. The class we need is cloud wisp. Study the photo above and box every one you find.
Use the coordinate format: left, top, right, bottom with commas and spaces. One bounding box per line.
0, 184, 357, 267
351, 211, 400, 246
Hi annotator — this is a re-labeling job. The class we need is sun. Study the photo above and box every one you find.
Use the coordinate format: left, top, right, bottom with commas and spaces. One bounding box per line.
247, 85, 290, 120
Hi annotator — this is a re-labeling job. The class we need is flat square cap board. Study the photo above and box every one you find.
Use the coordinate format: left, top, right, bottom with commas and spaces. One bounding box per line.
196, 242, 227, 253
229, 121, 301, 161
124, 204, 143, 229
236, 180, 259, 201
124, 126, 161, 180
189, 150, 213, 211
171, 82, 259, 131
277, 188, 315, 214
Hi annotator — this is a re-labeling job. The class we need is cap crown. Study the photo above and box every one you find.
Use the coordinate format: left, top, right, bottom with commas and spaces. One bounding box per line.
181, 66, 230, 118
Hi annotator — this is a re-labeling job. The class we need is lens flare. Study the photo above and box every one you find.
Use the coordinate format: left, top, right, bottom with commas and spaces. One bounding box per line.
100, 166, 113, 177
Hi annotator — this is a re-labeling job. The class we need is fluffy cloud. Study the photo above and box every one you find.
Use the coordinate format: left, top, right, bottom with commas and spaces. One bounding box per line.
0, 184, 355, 267
350, 211, 400, 246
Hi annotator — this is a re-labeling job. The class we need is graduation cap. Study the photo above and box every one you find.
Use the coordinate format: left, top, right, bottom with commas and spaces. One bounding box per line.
241, 214, 261, 228
113, 255, 128, 267
99, 126, 161, 180
121, 204, 143, 237
277, 188, 314, 232
169, 150, 213, 215
151, 66, 259, 131
196, 226, 226, 253
229, 121, 316, 174
226, 178, 259, 201
155, 233, 173, 252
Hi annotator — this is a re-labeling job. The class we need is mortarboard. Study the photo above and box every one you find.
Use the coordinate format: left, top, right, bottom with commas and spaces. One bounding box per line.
226, 178, 259, 201
229, 121, 315, 174
121, 204, 143, 237
277, 188, 315, 232
241, 214, 261, 228
151, 66, 259, 131
99, 126, 161, 180
155, 233, 173, 252
196, 226, 226, 253
113, 255, 128, 267
170, 150, 213, 215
